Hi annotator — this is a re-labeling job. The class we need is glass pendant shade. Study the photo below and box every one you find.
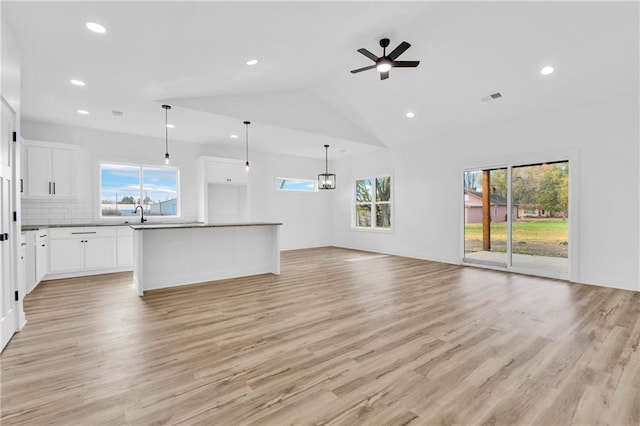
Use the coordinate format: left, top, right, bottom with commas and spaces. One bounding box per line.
318, 144, 336, 190
318, 173, 336, 190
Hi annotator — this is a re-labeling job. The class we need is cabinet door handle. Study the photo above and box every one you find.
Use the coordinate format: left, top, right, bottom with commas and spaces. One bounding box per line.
39, 234, 47, 238
20, 178, 23, 193
48, 182, 51, 194
71, 232, 96, 235
41, 244, 45, 247
53, 182, 56, 195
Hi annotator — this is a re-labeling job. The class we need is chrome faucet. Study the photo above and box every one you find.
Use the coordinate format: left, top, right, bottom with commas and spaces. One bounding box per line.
134, 205, 147, 224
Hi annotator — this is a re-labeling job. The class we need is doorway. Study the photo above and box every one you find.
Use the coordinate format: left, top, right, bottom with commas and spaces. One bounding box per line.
463, 160, 570, 279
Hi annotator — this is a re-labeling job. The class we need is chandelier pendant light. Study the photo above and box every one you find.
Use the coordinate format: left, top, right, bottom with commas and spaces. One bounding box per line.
318, 144, 336, 190
162, 104, 171, 164
244, 120, 251, 172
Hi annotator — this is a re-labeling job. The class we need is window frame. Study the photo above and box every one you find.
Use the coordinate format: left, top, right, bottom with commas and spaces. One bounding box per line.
97, 161, 181, 221
353, 174, 393, 232
274, 177, 319, 193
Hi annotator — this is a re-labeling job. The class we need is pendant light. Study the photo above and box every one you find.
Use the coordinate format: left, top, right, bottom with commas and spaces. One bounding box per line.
318, 144, 336, 189
162, 104, 171, 164
244, 120, 250, 172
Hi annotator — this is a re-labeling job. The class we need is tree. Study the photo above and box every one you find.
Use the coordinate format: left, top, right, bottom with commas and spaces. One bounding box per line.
120, 196, 135, 204
538, 164, 569, 216
490, 169, 508, 198
464, 171, 479, 192
512, 163, 569, 216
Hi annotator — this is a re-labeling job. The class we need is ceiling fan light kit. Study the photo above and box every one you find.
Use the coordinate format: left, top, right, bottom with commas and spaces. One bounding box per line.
351, 38, 420, 80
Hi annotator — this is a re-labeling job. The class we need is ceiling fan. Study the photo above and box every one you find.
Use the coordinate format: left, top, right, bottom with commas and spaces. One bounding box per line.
350, 38, 420, 80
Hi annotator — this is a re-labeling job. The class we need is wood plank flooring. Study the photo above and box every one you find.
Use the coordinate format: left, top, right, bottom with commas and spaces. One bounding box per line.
1, 247, 638, 425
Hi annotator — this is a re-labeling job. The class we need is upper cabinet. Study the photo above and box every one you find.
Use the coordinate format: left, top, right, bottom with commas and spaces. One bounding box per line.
205, 160, 248, 185
197, 156, 250, 223
23, 140, 78, 199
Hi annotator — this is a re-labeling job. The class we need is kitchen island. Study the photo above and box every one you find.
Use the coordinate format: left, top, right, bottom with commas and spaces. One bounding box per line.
131, 222, 282, 296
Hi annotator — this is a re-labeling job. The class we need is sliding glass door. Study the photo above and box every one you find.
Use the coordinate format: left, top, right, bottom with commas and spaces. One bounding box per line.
463, 167, 508, 267
511, 162, 569, 274
463, 160, 570, 278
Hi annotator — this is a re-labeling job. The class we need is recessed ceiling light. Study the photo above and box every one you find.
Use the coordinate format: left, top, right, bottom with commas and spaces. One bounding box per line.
246, 59, 258, 66
230, 134, 238, 139
406, 112, 415, 118
540, 65, 554, 75
77, 109, 89, 115
70, 79, 85, 86
166, 124, 175, 129
86, 22, 106, 33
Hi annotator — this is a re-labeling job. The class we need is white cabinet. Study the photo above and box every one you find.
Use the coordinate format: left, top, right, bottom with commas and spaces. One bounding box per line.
49, 227, 116, 274
35, 231, 49, 283
23, 232, 36, 293
84, 237, 116, 270
197, 156, 250, 223
50, 238, 84, 272
24, 141, 78, 199
206, 160, 248, 185
116, 226, 133, 267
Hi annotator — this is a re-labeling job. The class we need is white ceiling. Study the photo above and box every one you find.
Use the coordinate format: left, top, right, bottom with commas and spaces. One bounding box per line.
3, 1, 638, 159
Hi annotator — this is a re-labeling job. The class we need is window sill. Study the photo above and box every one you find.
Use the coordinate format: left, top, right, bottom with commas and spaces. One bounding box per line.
351, 227, 394, 234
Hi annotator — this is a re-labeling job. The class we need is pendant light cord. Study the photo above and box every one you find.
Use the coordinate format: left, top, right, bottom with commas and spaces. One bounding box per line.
162, 104, 171, 162
244, 121, 251, 168
325, 144, 329, 174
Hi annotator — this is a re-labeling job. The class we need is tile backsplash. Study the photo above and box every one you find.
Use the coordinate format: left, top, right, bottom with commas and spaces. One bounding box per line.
21, 199, 95, 225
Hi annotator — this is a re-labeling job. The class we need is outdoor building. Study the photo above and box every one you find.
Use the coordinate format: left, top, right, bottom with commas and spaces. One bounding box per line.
464, 191, 516, 223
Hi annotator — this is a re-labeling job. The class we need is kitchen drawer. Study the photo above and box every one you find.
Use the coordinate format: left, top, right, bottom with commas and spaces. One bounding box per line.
49, 227, 116, 239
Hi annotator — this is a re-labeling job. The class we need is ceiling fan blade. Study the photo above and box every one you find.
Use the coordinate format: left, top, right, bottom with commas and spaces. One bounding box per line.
350, 65, 376, 74
357, 48, 379, 62
388, 41, 411, 60
380, 71, 389, 80
392, 60, 420, 68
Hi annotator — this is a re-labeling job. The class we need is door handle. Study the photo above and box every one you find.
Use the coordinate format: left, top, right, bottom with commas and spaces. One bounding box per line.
20, 178, 23, 193
53, 182, 56, 194
48, 182, 51, 194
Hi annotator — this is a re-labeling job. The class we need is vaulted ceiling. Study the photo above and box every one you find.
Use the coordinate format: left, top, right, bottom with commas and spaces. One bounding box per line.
3, 1, 638, 159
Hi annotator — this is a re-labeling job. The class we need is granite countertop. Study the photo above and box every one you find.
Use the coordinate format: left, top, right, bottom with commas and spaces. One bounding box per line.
130, 222, 283, 230
21, 222, 205, 232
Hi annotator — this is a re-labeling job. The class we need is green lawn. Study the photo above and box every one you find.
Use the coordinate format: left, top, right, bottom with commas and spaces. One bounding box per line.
465, 219, 568, 257
465, 219, 568, 243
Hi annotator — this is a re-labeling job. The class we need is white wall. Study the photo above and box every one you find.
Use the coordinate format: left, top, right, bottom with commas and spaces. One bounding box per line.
331, 98, 639, 292
20, 121, 331, 250
1, 18, 21, 117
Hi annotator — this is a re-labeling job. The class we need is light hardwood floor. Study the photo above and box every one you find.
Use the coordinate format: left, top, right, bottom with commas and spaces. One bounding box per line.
1, 247, 638, 425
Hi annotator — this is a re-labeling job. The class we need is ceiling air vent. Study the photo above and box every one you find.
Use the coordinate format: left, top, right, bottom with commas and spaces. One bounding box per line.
481, 92, 503, 103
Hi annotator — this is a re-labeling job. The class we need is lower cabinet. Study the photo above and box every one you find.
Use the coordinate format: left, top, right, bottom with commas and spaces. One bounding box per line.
35, 231, 49, 283
49, 227, 117, 274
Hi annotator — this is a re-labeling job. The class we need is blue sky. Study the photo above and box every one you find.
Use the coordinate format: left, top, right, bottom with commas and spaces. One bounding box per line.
276, 178, 317, 192
101, 164, 177, 203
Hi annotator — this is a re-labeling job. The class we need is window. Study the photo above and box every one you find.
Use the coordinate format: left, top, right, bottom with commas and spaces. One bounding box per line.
100, 163, 179, 218
355, 176, 391, 229
275, 177, 317, 192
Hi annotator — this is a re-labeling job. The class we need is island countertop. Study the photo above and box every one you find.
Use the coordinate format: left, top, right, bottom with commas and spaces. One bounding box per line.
129, 222, 282, 230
